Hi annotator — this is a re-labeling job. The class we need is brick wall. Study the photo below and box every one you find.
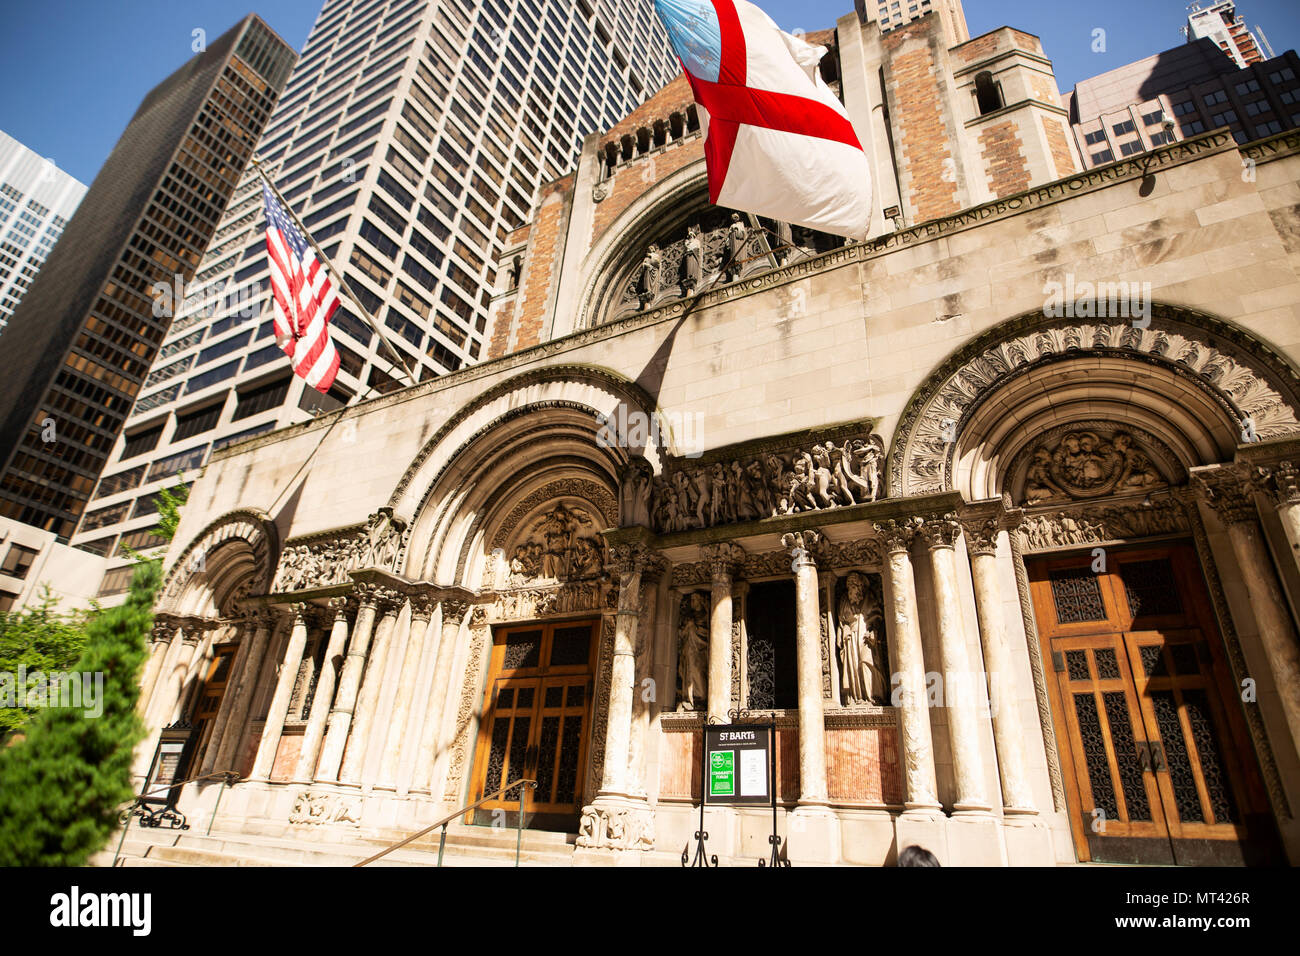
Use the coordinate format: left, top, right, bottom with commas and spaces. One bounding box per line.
885, 25, 962, 221
1041, 115, 1079, 179
978, 119, 1031, 197
590, 137, 704, 249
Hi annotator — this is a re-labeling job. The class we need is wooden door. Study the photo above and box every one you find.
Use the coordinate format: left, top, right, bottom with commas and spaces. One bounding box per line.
469, 619, 598, 831
1029, 543, 1278, 865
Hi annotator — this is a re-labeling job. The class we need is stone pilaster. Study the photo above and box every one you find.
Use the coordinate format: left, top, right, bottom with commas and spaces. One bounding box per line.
316, 586, 379, 783
961, 507, 1035, 813
250, 604, 311, 782
137, 622, 175, 716
295, 598, 352, 783
782, 529, 830, 807
702, 542, 744, 721
875, 517, 941, 814
1194, 464, 1300, 759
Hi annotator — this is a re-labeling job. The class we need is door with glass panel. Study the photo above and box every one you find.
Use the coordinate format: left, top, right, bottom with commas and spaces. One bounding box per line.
469, 620, 598, 831
1029, 544, 1278, 865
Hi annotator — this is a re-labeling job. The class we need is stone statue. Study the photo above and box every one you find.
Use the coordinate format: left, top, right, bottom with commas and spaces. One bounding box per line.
837, 572, 886, 704
507, 254, 523, 291
1113, 432, 1162, 491
619, 457, 653, 527
677, 592, 708, 711
636, 244, 660, 308
726, 213, 748, 280
682, 225, 703, 294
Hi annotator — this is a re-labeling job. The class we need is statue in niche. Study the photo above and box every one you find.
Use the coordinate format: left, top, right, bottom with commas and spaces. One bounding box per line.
726, 213, 748, 279
837, 572, 887, 705
677, 592, 709, 711
682, 225, 703, 294
507, 254, 523, 291
619, 457, 653, 528
636, 244, 660, 308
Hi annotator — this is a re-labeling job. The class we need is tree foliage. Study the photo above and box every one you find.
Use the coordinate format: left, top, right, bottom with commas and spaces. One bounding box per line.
0, 585, 94, 737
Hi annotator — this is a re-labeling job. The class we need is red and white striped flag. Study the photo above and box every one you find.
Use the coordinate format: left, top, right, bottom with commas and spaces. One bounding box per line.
262, 180, 341, 393
654, 0, 873, 239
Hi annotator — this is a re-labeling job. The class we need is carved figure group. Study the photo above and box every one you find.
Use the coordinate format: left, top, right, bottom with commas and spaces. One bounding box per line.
651, 433, 885, 533
272, 510, 406, 593
1025, 429, 1166, 504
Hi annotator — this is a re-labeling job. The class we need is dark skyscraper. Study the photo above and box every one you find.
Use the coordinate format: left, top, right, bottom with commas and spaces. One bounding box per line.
0, 14, 296, 539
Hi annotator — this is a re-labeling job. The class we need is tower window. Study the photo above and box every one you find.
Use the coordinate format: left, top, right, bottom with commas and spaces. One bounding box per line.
975, 71, 1004, 115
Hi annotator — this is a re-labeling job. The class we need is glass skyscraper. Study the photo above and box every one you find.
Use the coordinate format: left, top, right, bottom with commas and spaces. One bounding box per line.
72, 0, 679, 593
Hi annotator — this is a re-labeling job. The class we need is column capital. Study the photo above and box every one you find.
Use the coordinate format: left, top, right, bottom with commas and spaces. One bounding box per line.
1192, 464, 1257, 526
326, 596, 353, 622
406, 591, 436, 624
351, 582, 383, 610
469, 605, 490, 629
289, 602, 311, 625
1252, 460, 1300, 508
606, 541, 664, 578
372, 586, 405, 614
873, 516, 923, 554
960, 515, 1001, 556
781, 529, 821, 568
701, 541, 745, 582
917, 512, 962, 550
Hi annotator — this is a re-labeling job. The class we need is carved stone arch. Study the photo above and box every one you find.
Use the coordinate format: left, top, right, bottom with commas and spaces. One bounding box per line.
391, 366, 663, 584
158, 509, 279, 618
889, 305, 1300, 499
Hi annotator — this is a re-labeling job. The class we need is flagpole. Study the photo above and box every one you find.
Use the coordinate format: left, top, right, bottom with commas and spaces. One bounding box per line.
251, 156, 420, 388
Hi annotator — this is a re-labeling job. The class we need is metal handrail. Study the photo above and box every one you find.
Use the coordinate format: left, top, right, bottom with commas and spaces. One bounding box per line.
135, 769, 241, 803
353, 778, 538, 868
111, 770, 242, 866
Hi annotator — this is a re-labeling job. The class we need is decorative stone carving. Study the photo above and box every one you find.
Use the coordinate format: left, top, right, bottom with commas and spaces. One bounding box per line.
576, 804, 654, 850
895, 315, 1300, 496
271, 509, 407, 593
917, 513, 962, 549
1253, 460, 1300, 507
1018, 498, 1190, 550
652, 431, 885, 533
489, 480, 618, 552
489, 501, 611, 620
619, 456, 654, 528
836, 572, 888, 705
676, 592, 709, 711
873, 516, 923, 553
288, 791, 361, 826
1022, 428, 1169, 504
1193, 467, 1258, 526
961, 515, 1002, 556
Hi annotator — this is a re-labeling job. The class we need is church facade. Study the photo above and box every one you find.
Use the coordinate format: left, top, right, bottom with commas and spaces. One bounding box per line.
134, 6, 1300, 866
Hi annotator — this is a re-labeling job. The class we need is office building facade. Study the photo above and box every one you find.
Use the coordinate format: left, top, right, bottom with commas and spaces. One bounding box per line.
73, 0, 679, 594
0, 15, 295, 544
1186, 1, 1270, 68
0, 132, 87, 333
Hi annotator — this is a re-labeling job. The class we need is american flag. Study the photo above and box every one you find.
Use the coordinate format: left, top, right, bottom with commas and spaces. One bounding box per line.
262, 180, 341, 393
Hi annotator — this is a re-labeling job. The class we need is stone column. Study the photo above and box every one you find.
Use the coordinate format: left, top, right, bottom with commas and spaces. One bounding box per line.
316, 587, 380, 783
295, 598, 352, 783
1252, 457, 1300, 575
628, 557, 665, 796
339, 589, 401, 785
137, 623, 175, 715
378, 593, 435, 787
153, 627, 202, 728
414, 593, 472, 794
961, 511, 1035, 813
919, 513, 990, 813
875, 518, 941, 814
596, 543, 649, 798
250, 603, 311, 782
1196, 466, 1300, 756
781, 530, 829, 806
211, 612, 275, 775
702, 542, 744, 721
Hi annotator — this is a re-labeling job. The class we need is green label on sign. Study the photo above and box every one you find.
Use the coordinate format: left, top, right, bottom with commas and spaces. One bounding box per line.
710, 750, 735, 796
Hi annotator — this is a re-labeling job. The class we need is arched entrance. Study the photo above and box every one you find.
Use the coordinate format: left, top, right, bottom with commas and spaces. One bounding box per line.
889, 306, 1300, 864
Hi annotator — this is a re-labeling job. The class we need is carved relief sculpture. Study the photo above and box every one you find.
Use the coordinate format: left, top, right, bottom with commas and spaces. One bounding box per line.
272, 509, 407, 592
837, 572, 888, 704
1023, 429, 1168, 504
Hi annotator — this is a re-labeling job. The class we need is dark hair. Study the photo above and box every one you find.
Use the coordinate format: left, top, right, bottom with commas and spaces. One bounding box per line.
897, 845, 940, 867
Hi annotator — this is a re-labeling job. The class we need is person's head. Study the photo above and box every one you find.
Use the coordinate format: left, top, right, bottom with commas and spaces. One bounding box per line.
897, 845, 940, 867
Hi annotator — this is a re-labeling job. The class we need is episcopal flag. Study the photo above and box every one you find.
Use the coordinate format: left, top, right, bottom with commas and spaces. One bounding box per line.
653, 0, 873, 239
262, 180, 342, 393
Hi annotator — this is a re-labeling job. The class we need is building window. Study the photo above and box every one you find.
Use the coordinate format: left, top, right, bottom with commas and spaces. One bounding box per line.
1236, 78, 1261, 95
1148, 130, 1175, 146
1254, 120, 1283, 137
97, 566, 136, 596
233, 378, 291, 420
1183, 120, 1206, 134
745, 580, 797, 710
0, 544, 40, 580
172, 402, 224, 441
1203, 89, 1228, 107
974, 71, 1004, 115
1112, 119, 1136, 136
121, 425, 164, 459
1118, 140, 1144, 156
1210, 110, 1238, 127
1092, 149, 1115, 164
1083, 129, 1107, 145
1141, 110, 1164, 126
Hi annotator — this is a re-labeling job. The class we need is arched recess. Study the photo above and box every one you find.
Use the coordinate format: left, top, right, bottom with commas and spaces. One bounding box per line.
889, 305, 1300, 499
390, 366, 664, 585
157, 509, 279, 619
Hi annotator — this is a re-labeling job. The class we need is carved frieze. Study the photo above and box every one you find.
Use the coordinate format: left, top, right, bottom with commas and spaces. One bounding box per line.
576, 804, 655, 851
289, 791, 361, 827
651, 431, 886, 534
271, 509, 407, 593
1018, 497, 1190, 551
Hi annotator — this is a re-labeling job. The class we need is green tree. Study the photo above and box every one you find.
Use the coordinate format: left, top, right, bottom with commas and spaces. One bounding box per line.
0, 585, 92, 738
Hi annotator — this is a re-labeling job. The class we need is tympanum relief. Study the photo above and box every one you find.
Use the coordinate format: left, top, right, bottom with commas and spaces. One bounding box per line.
1021, 428, 1169, 504
493, 501, 611, 619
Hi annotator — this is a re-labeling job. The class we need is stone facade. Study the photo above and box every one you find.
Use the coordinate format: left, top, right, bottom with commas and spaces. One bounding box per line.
132, 7, 1300, 867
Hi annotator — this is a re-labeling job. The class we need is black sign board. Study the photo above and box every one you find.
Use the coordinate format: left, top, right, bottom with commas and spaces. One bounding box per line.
703, 724, 773, 807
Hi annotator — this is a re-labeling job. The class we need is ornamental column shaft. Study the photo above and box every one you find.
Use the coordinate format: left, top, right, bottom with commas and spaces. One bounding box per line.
379, 595, 435, 787
250, 605, 311, 781
340, 593, 401, 785
295, 599, 352, 783
415, 595, 472, 794
1197, 467, 1300, 755
598, 548, 646, 797
782, 531, 829, 806
876, 518, 941, 813
137, 627, 174, 716
703, 543, 744, 721
962, 514, 1035, 812
316, 589, 379, 782
212, 615, 274, 774
628, 567, 663, 796
920, 514, 990, 812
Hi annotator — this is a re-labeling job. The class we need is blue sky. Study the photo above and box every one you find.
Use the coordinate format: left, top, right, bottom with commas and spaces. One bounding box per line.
1, 0, 1297, 186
